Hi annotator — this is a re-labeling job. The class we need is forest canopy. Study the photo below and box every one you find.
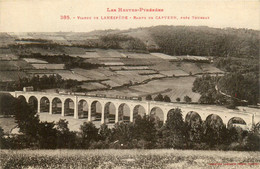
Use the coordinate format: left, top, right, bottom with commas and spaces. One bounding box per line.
148, 26, 259, 58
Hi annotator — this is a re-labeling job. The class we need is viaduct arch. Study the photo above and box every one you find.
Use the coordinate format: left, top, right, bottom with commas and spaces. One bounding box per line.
10, 91, 259, 129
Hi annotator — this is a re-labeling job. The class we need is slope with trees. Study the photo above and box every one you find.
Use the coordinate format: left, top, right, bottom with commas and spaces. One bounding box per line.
148, 26, 259, 58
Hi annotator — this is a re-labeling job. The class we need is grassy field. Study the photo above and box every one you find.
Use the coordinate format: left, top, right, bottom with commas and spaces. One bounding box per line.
0, 149, 259, 169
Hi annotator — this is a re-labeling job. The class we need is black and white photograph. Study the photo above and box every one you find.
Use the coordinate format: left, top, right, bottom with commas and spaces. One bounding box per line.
0, 0, 259, 168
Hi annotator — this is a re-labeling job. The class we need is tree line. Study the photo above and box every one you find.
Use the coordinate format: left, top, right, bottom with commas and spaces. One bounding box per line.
145, 94, 192, 103
19, 53, 102, 70
145, 94, 171, 102
0, 94, 259, 151
10, 33, 148, 53
214, 57, 258, 74
2, 74, 81, 92
99, 34, 147, 51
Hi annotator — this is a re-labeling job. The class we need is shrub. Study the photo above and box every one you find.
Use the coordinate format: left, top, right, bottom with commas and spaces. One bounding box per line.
163, 95, 171, 102
244, 132, 260, 151
154, 93, 164, 101
145, 95, 152, 101
184, 96, 192, 103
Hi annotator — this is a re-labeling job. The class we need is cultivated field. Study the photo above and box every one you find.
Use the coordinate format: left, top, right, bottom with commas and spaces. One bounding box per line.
31, 64, 64, 70
0, 41, 224, 100
0, 71, 28, 82
92, 77, 201, 102
130, 77, 201, 102
23, 58, 48, 64
0, 54, 18, 61
80, 82, 108, 90
0, 61, 34, 70
0, 149, 259, 169
179, 63, 204, 75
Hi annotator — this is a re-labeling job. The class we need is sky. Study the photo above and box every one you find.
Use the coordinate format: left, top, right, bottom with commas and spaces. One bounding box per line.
0, 0, 259, 32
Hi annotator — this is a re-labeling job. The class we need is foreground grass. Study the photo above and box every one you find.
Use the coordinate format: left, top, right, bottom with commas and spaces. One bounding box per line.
0, 149, 260, 169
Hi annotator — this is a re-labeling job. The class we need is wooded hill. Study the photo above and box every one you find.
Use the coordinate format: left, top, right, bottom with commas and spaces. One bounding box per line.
87, 26, 260, 58
2, 26, 259, 59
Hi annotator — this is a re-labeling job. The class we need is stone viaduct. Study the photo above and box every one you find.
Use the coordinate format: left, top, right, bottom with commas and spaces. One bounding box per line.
9, 91, 260, 129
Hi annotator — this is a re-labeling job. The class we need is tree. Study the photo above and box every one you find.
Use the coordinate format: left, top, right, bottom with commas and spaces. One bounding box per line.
0, 94, 18, 116
55, 119, 77, 148
226, 126, 248, 148
14, 98, 40, 140
56, 119, 69, 134
242, 124, 260, 151
79, 122, 99, 148
202, 115, 227, 147
185, 112, 203, 144
132, 115, 158, 148
111, 122, 135, 148
218, 72, 259, 105
192, 75, 224, 104
145, 95, 152, 101
163, 95, 171, 102
162, 108, 187, 148
176, 97, 181, 102
226, 98, 238, 109
0, 94, 60, 148
244, 132, 260, 151
184, 95, 192, 103
154, 93, 164, 101
98, 124, 112, 141
37, 121, 57, 149
14, 95, 64, 149
0, 126, 4, 148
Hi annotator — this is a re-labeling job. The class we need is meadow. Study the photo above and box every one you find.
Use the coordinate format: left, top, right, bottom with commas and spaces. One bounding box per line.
0, 149, 259, 169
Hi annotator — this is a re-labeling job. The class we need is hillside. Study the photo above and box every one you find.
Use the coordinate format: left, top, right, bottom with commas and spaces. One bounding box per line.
0, 25, 258, 103
81, 25, 260, 58
2, 26, 259, 58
